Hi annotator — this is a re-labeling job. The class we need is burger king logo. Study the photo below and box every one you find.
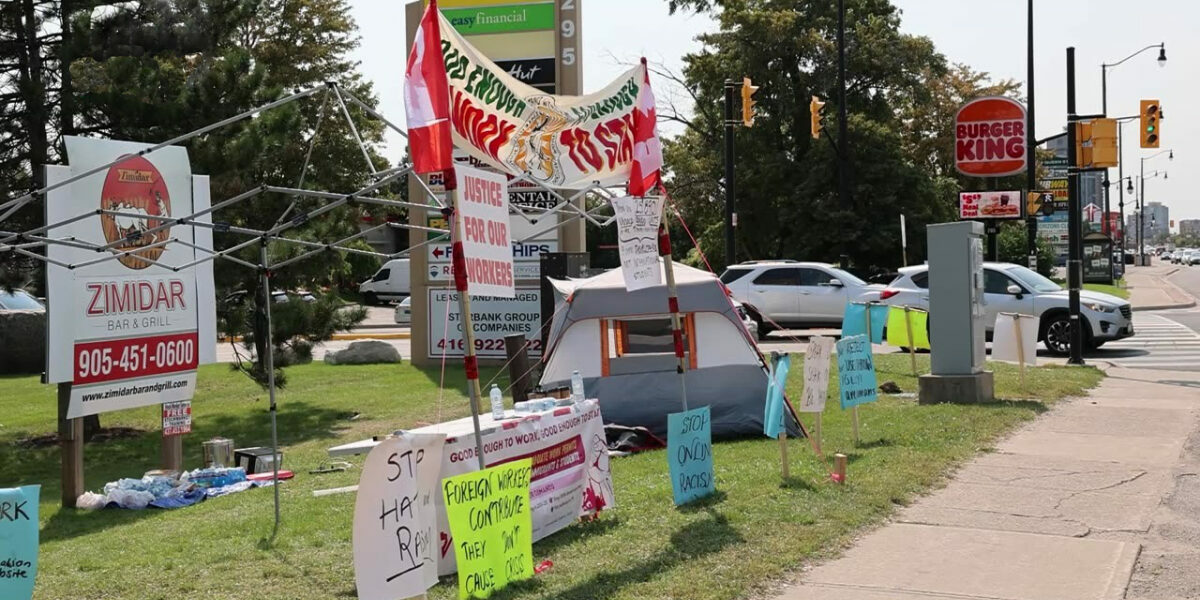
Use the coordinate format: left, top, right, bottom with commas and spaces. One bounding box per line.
99, 155, 171, 270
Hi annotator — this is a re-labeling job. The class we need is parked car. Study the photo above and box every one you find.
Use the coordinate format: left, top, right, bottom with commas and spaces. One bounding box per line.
0, 289, 46, 374
732, 299, 758, 340
880, 262, 1133, 355
359, 258, 411, 305
720, 260, 884, 339
393, 296, 412, 325
0, 289, 44, 311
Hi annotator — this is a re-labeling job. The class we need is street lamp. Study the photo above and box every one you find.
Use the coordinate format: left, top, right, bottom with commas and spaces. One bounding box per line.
1137, 162, 1171, 263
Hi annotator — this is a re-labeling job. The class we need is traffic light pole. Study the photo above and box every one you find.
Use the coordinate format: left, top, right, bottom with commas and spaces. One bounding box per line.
1140, 161, 1145, 265
1065, 47, 1085, 366
1025, 0, 1039, 267
837, 0, 849, 212
1118, 126, 1126, 262
723, 80, 736, 266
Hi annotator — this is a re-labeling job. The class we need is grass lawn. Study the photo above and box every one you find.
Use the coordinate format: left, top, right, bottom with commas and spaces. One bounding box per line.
0, 356, 1103, 600
1084, 279, 1129, 299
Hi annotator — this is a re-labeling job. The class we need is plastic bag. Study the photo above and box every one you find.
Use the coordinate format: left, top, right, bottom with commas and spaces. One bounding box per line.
106, 488, 155, 509
76, 492, 108, 511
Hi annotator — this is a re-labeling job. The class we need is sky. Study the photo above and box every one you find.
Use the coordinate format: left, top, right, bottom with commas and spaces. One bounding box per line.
348, 0, 1196, 223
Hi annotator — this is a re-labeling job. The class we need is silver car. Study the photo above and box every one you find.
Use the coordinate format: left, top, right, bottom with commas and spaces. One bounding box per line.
881, 262, 1133, 355
720, 261, 883, 339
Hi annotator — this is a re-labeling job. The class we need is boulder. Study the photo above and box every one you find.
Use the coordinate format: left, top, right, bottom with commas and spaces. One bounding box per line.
0, 310, 46, 374
324, 339, 402, 365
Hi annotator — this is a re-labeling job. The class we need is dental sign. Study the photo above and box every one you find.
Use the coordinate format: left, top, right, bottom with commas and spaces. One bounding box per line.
46, 137, 216, 418
955, 96, 1028, 177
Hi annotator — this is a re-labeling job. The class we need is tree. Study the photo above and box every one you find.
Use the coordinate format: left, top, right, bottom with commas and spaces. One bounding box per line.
661, 0, 952, 272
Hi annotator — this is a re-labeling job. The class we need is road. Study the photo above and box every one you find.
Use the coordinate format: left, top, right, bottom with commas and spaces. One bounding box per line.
1091, 265, 1200, 371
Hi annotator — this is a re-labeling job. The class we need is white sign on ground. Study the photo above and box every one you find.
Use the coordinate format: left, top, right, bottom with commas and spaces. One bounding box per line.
353, 433, 445, 600
456, 165, 514, 298
992, 313, 1038, 366
46, 137, 216, 418
426, 288, 542, 358
611, 196, 663, 291
799, 337, 835, 412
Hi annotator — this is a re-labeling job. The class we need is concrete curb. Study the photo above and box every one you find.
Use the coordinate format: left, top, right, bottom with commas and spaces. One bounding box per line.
1129, 269, 1197, 312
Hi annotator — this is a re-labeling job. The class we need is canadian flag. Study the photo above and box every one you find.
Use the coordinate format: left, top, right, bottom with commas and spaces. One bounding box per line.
404, 0, 453, 174
628, 59, 663, 197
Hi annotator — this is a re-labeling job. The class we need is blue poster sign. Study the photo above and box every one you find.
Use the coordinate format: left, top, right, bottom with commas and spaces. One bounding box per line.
836, 335, 878, 409
668, 406, 714, 505
763, 354, 791, 439
0, 485, 39, 600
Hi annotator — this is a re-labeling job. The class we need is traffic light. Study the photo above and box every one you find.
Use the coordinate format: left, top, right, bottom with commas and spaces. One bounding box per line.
1140, 99, 1161, 148
1076, 118, 1118, 168
810, 96, 825, 139
741, 77, 758, 127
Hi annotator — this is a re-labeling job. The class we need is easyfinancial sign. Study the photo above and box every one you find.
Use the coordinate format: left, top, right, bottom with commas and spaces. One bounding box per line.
46, 137, 217, 418
442, 3, 554, 35
955, 96, 1028, 177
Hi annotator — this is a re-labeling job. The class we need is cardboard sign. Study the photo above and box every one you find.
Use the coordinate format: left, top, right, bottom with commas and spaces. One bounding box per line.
161, 400, 191, 436
959, 191, 1022, 220
763, 354, 791, 438
885, 307, 931, 350
611, 196, 664, 291
836, 335, 878, 409
992, 313, 1038, 366
442, 460, 534, 599
456, 164, 515, 298
668, 406, 714, 505
800, 337, 834, 413
841, 303, 887, 343
0, 485, 39, 600
46, 138, 217, 417
354, 434, 445, 600
955, 96, 1027, 177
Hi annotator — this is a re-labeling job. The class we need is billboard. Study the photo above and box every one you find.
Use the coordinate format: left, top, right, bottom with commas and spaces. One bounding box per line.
426, 288, 542, 358
959, 191, 1023, 220
46, 137, 216, 418
955, 97, 1028, 177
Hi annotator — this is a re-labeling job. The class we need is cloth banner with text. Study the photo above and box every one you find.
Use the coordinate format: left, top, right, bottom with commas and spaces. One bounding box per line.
437, 11, 650, 189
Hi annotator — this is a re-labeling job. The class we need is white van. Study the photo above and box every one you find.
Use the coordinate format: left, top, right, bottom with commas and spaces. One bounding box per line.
359, 259, 410, 305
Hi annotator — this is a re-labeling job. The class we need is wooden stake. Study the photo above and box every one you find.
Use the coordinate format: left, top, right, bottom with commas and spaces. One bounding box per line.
851, 406, 860, 446
779, 430, 790, 479
814, 412, 823, 456
58, 383, 83, 508
833, 453, 848, 484
904, 306, 918, 376
1014, 315, 1027, 395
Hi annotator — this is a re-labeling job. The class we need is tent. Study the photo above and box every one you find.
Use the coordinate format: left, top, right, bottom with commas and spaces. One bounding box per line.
539, 262, 798, 439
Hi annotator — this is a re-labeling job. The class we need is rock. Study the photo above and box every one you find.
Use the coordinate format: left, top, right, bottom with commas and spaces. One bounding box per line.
0, 310, 46, 374
324, 340, 402, 365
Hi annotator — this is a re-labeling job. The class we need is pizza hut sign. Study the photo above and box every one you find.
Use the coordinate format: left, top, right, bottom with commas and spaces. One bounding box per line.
960, 191, 1022, 220
955, 97, 1027, 177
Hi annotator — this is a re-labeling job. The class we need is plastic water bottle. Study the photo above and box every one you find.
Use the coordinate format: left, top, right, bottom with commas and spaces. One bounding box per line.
571, 370, 585, 404
490, 384, 505, 420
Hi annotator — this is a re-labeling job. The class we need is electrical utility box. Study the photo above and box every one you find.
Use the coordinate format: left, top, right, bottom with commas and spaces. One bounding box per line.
919, 221, 994, 404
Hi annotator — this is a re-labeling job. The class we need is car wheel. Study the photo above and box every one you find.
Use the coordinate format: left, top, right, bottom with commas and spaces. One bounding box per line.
1042, 314, 1073, 356
363, 292, 379, 306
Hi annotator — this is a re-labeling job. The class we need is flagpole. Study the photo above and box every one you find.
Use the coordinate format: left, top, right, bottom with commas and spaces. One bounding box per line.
658, 202, 689, 412
446, 167, 488, 471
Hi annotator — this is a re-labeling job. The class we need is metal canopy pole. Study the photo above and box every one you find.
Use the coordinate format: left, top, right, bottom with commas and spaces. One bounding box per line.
260, 241, 282, 539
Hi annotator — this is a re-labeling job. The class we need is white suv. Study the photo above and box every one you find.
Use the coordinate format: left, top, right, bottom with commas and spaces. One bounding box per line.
720, 261, 883, 339
881, 262, 1133, 355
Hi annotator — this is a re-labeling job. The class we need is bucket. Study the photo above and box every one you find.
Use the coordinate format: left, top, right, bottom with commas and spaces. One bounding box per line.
202, 438, 235, 468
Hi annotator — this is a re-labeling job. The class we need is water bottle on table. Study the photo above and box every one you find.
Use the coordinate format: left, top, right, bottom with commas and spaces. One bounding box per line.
490, 384, 505, 420
571, 370, 585, 404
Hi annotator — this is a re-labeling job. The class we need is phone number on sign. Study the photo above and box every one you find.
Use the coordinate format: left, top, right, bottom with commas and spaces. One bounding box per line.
74, 332, 199, 385
434, 337, 542, 356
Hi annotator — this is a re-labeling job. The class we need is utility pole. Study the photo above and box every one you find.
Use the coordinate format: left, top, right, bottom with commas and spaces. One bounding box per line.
1118, 126, 1126, 263
837, 0, 849, 211
1025, 0, 1038, 266
1065, 47, 1085, 366
723, 80, 736, 266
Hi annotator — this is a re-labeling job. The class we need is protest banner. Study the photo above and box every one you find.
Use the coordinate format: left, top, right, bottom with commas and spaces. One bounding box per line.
0, 485, 39, 600
764, 353, 793, 477
992, 312, 1038, 393
442, 460, 534, 600
800, 337, 834, 455
886, 306, 929, 375
842, 303, 886, 343
837, 335, 878, 445
456, 165, 515, 298
611, 196, 664, 291
668, 406, 714, 505
354, 434, 446, 600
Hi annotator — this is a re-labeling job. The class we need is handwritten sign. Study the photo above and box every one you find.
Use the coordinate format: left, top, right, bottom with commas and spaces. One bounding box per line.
353, 434, 446, 600
800, 337, 834, 412
456, 164, 515, 298
0, 485, 39, 600
162, 400, 191, 436
611, 196, 664, 291
992, 313, 1038, 366
837, 335, 878, 409
668, 406, 714, 505
763, 354, 792, 439
443, 460, 534, 599
885, 306, 930, 350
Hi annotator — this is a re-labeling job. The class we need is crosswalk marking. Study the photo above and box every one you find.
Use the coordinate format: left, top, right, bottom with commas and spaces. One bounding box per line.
1100, 314, 1200, 370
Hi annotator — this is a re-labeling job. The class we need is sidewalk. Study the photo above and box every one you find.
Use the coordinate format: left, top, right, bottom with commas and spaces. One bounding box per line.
1126, 263, 1196, 311
774, 366, 1200, 600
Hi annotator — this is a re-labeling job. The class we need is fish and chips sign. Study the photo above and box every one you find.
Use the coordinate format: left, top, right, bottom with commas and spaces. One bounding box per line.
955, 97, 1028, 177
437, 11, 647, 189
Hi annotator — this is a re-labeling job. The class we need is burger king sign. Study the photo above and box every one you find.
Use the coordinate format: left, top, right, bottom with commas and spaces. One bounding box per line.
955, 97, 1028, 177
